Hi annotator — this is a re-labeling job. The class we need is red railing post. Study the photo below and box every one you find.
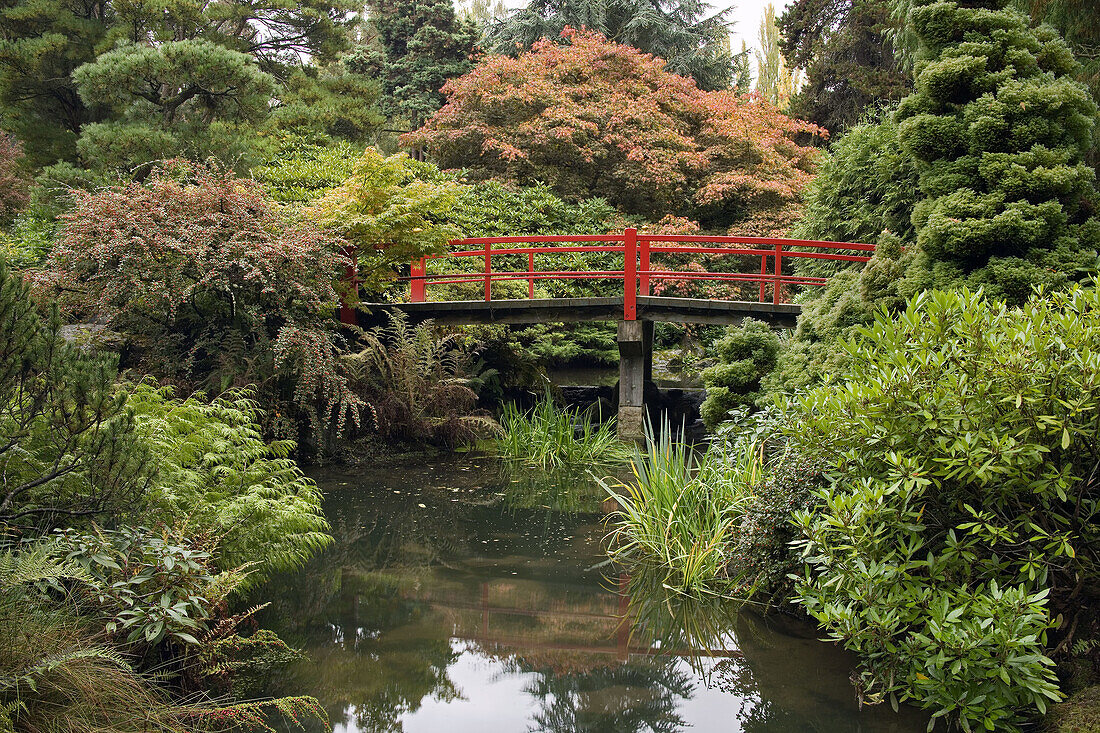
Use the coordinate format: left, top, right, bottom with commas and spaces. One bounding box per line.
639, 236, 650, 296
339, 244, 358, 325
528, 252, 535, 299
624, 228, 637, 321
484, 241, 492, 302
759, 253, 768, 302
410, 257, 426, 302
773, 243, 783, 304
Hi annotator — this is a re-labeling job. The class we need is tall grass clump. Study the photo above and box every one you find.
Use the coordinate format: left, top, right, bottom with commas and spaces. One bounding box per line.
497, 397, 633, 470
603, 421, 764, 596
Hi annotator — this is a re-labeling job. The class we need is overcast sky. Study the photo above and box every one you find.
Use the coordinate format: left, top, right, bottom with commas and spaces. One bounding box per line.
726, 0, 792, 53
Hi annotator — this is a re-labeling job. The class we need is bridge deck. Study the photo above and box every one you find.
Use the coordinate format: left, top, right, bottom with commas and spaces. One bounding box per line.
359, 296, 800, 327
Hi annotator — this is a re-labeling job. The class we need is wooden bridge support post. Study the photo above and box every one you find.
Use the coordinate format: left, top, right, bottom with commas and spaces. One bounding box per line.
617, 320, 653, 440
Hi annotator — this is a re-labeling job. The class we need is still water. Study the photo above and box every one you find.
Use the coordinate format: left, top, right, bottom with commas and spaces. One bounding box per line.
260, 455, 927, 733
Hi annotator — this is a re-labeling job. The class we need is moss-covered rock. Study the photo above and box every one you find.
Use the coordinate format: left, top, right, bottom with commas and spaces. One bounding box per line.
1047, 686, 1100, 733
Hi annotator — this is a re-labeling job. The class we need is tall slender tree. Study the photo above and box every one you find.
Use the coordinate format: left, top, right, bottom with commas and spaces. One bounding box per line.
755, 3, 801, 109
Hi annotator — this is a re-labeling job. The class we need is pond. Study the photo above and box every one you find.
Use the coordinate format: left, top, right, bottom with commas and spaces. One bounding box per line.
259, 454, 928, 733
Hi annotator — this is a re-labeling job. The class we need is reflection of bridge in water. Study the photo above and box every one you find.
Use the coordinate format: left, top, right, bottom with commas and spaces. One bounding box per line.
341, 229, 874, 438
402, 574, 744, 663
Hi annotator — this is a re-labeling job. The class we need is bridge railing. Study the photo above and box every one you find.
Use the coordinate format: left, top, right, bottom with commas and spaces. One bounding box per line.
343, 229, 874, 322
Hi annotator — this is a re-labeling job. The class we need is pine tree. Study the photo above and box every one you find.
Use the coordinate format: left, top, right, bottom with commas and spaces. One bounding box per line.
71, 40, 275, 172
357, 0, 478, 128
0, 256, 152, 532
0, 0, 107, 166
896, 0, 1100, 303
0, 0, 358, 168
484, 0, 739, 91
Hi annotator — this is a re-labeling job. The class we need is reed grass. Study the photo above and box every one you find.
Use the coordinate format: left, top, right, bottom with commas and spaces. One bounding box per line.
602, 420, 765, 596
497, 397, 633, 470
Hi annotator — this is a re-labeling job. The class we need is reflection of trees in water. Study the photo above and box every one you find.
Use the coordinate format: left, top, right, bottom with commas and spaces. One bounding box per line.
501, 464, 619, 516
264, 569, 461, 732
620, 566, 746, 681
621, 564, 928, 732
256, 484, 486, 732
255, 464, 925, 733
257, 466, 616, 733
515, 660, 694, 733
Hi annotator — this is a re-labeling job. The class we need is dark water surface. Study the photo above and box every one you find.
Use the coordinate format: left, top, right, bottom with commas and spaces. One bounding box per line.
261, 455, 927, 733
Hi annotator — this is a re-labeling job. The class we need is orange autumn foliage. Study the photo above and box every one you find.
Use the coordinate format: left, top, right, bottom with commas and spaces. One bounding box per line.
403, 29, 825, 220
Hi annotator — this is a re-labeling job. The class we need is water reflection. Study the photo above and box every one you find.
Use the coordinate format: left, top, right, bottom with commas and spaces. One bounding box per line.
259, 456, 925, 733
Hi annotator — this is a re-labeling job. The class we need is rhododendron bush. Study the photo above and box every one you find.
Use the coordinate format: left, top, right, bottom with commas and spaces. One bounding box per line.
404, 30, 823, 221
36, 160, 359, 439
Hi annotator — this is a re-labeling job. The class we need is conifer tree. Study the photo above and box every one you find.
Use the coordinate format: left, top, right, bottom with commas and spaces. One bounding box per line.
0, 256, 152, 532
779, 0, 910, 134
0, 0, 358, 168
896, 0, 1099, 303
484, 0, 738, 91
357, 0, 478, 128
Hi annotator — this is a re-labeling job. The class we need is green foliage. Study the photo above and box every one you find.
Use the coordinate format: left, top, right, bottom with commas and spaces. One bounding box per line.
895, 0, 1100, 303
0, 0, 357, 169
342, 311, 500, 446
0, 537, 329, 733
497, 397, 631, 470
127, 384, 332, 582
270, 65, 384, 145
786, 286, 1100, 730
0, 546, 182, 733
0, 208, 55, 270
768, 231, 910, 391
449, 181, 622, 237
354, 0, 477, 127
699, 319, 781, 429
0, 257, 153, 533
484, 0, 739, 91
310, 148, 461, 296
39, 160, 360, 441
251, 136, 361, 203
754, 3, 800, 109
71, 40, 275, 172
0, 0, 105, 166
722, 431, 828, 600
519, 322, 621, 365
779, 0, 911, 135
792, 114, 921, 247
602, 421, 762, 595
50, 526, 244, 650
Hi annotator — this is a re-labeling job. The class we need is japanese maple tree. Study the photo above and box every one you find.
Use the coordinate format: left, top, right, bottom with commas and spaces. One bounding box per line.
403, 30, 823, 221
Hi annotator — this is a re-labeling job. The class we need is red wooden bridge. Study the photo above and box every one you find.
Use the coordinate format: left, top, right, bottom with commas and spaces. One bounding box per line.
344, 228, 874, 437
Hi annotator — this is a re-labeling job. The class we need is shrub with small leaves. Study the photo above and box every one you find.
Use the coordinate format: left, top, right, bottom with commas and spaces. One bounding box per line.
699, 319, 781, 429
0, 132, 30, 224
35, 159, 360, 440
